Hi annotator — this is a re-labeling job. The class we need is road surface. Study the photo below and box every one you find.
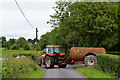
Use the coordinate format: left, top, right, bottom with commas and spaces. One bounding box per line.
42, 64, 87, 78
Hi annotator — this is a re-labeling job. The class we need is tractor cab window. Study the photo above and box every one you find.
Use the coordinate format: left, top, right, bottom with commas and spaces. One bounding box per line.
46, 47, 60, 54
47, 47, 53, 54
46, 48, 48, 53
54, 47, 60, 54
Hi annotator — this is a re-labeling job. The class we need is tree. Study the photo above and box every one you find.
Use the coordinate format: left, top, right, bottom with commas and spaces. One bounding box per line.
8, 38, 16, 46
23, 44, 30, 50
2, 38, 16, 49
17, 37, 27, 47
117, 1, 120, 51
11, 44, 20, 50
40, 33, 50, 50
46, 1, 118, 50
0, 36, 6, 47
28, 39, 32, 43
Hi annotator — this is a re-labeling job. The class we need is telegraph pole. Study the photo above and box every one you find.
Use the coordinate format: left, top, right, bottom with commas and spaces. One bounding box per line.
36, 28, 38, 54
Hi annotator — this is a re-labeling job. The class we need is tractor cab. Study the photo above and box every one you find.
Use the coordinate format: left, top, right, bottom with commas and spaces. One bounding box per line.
46, 45, 60, 54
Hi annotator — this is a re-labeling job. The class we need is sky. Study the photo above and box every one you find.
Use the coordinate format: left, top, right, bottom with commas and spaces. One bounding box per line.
0, 0, 58, 41
0, 0, 119, 41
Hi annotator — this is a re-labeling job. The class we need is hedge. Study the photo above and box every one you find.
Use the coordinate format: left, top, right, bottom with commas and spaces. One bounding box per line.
97, 54, 120, 77
107, 52, 120, 55
23, 44, 30, 50
2, 57, 40, 78
10, 44, 20, 50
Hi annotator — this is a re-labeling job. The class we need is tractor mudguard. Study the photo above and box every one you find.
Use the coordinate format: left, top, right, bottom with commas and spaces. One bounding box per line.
41, 54, 45, 59
58, 62, 66, 65
59, 53, 66, 57
48, 53, 56, 56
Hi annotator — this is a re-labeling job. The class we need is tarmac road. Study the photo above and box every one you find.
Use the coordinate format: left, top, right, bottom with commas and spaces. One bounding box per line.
42, 64, 86, 78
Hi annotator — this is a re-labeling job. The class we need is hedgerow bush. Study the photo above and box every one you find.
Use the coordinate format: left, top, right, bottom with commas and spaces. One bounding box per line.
118, 57, 120, 77
107, 52, 120, 55
97, 54, 120, 77
12, 52, 42, 62
2, 57, 40, 78
23, 44, 30, 50
10, 44, 20, 50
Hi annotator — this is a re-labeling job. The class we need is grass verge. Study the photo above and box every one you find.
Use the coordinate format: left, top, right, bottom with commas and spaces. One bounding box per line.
75, 66, 116, 79
21, 68, 45, 78
2, 49, 45, 79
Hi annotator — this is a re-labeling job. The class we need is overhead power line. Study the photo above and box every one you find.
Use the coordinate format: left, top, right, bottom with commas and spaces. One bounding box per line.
14, 0, 39, 54
14, 0, 34, 28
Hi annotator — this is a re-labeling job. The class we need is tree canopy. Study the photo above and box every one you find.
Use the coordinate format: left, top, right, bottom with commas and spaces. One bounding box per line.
40, 1, 119, 51
17, 37, 27, 47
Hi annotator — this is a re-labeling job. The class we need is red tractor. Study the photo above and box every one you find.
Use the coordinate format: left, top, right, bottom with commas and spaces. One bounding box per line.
38, 45, 67, 69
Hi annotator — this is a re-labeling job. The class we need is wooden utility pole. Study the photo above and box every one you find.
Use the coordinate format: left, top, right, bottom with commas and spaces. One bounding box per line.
36, 28, 38, 54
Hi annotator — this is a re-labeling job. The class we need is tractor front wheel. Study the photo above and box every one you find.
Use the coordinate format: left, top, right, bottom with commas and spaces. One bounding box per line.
45, 56, 54, 69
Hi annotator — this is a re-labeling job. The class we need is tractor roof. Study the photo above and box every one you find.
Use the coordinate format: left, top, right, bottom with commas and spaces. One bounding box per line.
46, 45, 60, 48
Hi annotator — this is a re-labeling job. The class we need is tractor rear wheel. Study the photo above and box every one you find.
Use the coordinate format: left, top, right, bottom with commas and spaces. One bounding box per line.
58, 64, 67, 68
84, 55, 97, 67
45, 56, 54, 69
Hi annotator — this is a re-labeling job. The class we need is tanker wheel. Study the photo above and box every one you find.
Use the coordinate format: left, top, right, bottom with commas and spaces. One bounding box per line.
58, 64, 67, 68
84, 55, 97, 67
45, 56, 54, 69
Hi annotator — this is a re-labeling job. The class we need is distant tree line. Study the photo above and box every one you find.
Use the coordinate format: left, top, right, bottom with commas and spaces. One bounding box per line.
40, 1, 119, 52
0, 36, 40, 50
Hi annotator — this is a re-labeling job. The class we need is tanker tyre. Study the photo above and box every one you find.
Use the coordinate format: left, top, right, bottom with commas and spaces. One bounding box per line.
84, 55, 97, 67
45, 56, 54, 69
58, 64, 67, 68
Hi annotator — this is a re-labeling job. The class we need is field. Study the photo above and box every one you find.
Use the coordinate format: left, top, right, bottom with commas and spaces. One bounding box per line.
1, 49, 45, 79
2, 48, 43, 58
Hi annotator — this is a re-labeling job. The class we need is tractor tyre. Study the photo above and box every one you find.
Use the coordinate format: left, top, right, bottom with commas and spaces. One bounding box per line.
45, 56, 54, 69
38, 57, 42, 67
84, 55, 97, 67
58, 64, 67, 68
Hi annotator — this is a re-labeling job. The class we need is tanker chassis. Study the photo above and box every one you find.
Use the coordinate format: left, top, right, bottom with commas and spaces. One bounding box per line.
68, 47, 106, 67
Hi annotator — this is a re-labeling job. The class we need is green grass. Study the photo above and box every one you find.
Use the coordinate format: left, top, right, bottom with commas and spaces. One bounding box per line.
2, 49, 43, 58
2, 49, 45, 78
0, 61, 2, 80
75, 66, 116, 78
22, 69, 45, 78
